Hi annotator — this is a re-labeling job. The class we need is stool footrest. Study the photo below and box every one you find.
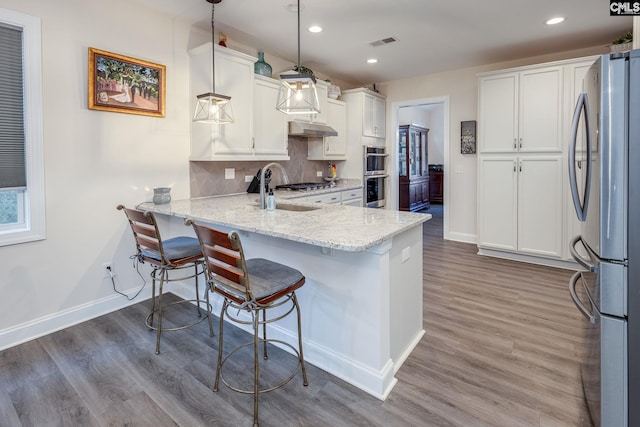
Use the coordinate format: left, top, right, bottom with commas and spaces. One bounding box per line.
146, 298, 212, 332
218, 338, 303, 395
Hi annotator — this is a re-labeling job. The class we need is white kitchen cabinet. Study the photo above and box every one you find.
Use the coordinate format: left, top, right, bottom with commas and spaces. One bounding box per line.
298, 191, 341, 205
478, 155, 563, 257
189, 44, 289, 161
190, 44, 254, 158
253, 75, 288, 157
342, 88, 386, 142
478, 65, 563, 154
307, 99, 347, 160
477, 57, 596, 265
340, 188, 363, 207
341, 88, 386, 180
363, 92, 386, 138
289, 187, 363, 206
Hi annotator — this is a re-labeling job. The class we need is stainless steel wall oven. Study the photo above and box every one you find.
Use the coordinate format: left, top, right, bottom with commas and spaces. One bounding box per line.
363, 146, 388, 208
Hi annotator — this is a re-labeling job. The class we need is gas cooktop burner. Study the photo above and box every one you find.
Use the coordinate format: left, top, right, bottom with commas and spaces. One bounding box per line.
275, 182, 332, 191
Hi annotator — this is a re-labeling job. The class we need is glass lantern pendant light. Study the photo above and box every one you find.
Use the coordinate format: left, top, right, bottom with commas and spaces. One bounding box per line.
276, 0, 320, 115
193, 0, 234, 123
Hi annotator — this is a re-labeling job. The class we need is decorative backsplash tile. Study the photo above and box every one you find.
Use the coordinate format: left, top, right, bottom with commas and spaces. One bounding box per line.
190, 137, 338, 198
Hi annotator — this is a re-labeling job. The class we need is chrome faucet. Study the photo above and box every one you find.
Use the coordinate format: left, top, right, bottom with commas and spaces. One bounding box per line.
260, 162, 289, 209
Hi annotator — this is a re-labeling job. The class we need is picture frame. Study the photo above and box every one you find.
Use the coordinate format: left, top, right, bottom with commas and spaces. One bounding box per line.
461, 120, 476, 154
88, 47, 166, 117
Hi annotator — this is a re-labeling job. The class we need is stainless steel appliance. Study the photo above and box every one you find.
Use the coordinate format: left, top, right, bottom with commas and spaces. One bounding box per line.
364, 146, 388, 175
275, 182, 332, 191
364, 146, 388, 208
568, 50, 640, 427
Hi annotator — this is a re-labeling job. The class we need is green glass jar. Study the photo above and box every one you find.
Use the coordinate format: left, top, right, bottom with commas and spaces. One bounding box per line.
254, 51, 272, 78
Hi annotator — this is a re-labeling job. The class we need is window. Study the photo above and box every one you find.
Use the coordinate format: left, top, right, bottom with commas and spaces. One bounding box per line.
0, 8, 45, 246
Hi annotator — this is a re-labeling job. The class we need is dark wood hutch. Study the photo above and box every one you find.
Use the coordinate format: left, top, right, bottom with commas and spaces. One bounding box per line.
398, 124, 430, 212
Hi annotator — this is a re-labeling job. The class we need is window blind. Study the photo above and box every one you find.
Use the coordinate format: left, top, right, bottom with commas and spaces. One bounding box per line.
0, 22, 26, 189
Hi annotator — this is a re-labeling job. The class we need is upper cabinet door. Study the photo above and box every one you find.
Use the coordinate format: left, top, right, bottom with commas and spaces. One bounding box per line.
363, 93, 385, 138
212, 46, 254, 155
478, 66, 563, 154
518, 66, 563, 153
478, 72, 518, 153
253, 76, 288, 157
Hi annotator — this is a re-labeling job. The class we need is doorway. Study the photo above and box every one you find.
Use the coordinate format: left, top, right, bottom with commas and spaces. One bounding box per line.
390, 97, 450, 239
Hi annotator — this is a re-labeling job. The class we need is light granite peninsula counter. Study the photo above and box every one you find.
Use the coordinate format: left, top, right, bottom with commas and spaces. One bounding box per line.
138, 192, 430, 400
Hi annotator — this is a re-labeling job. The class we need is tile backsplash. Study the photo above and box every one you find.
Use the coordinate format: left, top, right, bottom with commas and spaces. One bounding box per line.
190, 137, 344, 197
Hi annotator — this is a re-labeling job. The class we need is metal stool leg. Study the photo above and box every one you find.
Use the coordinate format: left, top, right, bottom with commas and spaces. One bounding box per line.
213, 299, 228, 392
154, 268, 167, 355
253, 309, 260, 427
205, 287, 214, 337
148, 269, 158, 328
292, 292, 308, 386
194, 262, 202, 317
262, 308, 268, 360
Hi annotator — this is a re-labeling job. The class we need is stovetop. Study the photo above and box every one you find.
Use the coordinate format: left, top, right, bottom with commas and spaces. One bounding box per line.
275, 182, 332, 191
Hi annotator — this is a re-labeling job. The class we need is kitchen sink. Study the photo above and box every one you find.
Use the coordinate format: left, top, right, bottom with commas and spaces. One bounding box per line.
274, 203, 320, 212
251, 202, 320, 212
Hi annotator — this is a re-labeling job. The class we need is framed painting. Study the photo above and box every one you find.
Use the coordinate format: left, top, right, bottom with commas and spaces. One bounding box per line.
88, 48, 166, 117
461, 120, 476, 154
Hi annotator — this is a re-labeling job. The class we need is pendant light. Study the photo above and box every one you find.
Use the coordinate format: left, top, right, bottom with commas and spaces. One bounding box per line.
193, 0, 234, 123
276, 0, 320, 115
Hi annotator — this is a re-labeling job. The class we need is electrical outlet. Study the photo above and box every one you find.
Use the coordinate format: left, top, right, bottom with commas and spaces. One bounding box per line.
224, 168, 235, 179
245, 175, 254, 183
103, 262, 114, 278
316, 171, 323, 177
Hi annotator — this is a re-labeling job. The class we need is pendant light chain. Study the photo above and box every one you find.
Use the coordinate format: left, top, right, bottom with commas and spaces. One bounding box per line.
211, 1, 216, 93
297, 0, 301, 71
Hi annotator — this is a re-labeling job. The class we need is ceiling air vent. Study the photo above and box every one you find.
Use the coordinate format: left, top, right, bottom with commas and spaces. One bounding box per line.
370, 37, 397, 47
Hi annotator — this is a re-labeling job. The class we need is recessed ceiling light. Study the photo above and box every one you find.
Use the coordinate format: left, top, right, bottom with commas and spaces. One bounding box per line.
367, 58, 378, 64
546, 17, 565, 25
308, 25, 322, 33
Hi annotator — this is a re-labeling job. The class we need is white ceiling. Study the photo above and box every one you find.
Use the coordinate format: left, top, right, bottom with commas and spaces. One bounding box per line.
136, 0, 632, 86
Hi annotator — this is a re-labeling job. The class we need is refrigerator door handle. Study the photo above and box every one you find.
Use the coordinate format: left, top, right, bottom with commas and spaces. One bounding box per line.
569, 235, 598, 272
569, 271, 597, 324
568, 92, 593, 222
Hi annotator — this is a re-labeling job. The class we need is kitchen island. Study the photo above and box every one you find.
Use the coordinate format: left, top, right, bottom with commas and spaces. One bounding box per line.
138, 193, 430, 400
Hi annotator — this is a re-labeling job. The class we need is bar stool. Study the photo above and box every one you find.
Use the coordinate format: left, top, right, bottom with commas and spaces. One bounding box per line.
117, 205, 213, 354
187, 219, 308, 427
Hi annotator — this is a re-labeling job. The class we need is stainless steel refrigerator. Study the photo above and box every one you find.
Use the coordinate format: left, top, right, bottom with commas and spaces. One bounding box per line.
568, 49, 640, 427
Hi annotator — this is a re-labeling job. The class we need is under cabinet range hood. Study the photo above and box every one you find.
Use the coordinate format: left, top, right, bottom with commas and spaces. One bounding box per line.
288, 121, 338, 137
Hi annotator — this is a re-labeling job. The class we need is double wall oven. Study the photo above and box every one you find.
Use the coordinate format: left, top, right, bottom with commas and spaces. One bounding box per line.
363, 146, 388, 208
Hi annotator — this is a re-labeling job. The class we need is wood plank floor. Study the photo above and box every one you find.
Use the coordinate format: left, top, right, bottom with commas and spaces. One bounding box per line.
0, 206, 591, 426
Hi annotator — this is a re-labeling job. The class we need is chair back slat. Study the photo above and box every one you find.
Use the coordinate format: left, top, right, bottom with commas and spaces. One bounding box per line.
189, 221, 251, 300
118, 205, 167, 264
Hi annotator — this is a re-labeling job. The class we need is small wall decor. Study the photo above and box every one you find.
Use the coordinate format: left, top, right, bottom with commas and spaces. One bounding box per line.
461, 120, 476, 154
88, 48, 166, 117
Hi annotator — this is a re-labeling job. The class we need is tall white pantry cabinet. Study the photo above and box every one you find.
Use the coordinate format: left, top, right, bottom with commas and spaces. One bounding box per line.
477, 56, 597, 265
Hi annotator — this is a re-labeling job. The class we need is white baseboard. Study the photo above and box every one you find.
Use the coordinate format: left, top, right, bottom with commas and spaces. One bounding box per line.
0, 284, 150, 352
445, 231, 477, 244
477, 247, 580, 270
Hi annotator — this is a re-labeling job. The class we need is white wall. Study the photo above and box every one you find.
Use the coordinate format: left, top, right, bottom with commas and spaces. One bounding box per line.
0, 0, 195, 348
379, 45, 607, 243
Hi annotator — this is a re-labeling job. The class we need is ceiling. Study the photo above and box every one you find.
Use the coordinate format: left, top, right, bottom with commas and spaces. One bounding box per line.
136, 0, 632, 87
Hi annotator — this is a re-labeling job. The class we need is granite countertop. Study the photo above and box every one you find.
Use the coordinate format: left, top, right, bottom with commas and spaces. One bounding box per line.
138, 190, 430, 252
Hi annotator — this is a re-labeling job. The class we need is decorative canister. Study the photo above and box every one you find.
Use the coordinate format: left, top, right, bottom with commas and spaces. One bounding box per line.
153, 187, 171, 204
254, 51, 272, 78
